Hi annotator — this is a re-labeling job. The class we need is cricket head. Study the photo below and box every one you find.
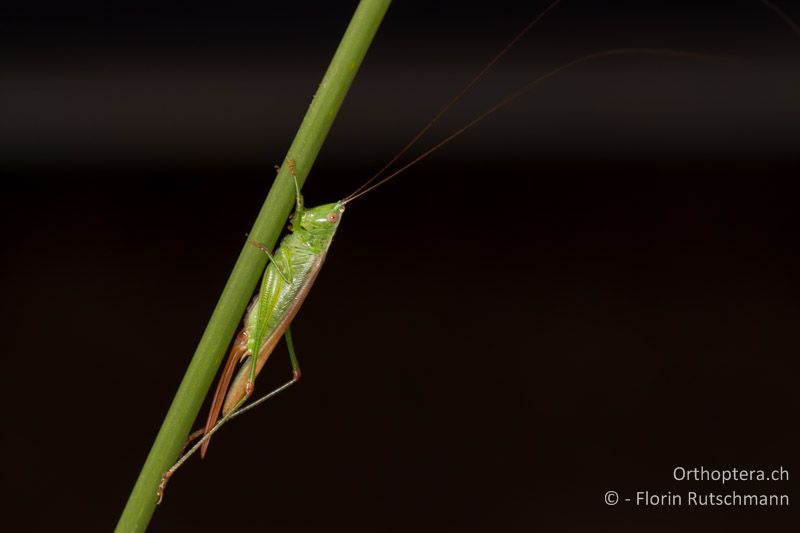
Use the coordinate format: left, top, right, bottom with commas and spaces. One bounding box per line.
299, 201, 345, 234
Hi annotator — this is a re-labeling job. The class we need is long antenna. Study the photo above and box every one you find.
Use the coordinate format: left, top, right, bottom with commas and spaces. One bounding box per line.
343, 0, 563, 202
343, 48, 732, 204
344, 0, 800, 205
759, 0, 800, 39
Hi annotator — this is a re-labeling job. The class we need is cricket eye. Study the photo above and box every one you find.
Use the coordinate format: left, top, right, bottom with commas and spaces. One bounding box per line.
327, 212, 339, 223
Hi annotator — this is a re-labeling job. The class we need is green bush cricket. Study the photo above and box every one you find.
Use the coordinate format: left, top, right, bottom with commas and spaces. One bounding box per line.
156, 0, 798, 503
155, 1, 566, 502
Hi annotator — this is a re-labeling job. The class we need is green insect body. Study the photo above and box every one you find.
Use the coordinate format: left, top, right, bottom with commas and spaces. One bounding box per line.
160, 0, 751, 498
200, 199, 345, 456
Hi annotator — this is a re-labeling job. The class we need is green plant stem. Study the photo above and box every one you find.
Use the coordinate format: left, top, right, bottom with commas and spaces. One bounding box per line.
115, 2, 391, 530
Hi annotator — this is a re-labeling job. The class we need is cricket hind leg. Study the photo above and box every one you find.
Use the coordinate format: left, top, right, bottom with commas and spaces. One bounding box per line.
284, 325, 301, 380
157, 327, 302, 505
184, 428, 206, 450
241, 325, 301, 413
200, 328, 250, 458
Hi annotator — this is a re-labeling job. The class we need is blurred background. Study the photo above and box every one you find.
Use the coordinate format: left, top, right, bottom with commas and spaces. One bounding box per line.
2, 1, 798, 531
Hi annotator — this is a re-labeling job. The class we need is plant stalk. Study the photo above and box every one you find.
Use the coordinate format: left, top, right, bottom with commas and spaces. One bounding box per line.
115, 1, 391, 530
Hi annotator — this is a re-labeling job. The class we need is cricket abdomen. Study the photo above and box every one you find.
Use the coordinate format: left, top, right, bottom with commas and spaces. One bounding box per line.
202, 201, 344, 449
221, 243, 327, 415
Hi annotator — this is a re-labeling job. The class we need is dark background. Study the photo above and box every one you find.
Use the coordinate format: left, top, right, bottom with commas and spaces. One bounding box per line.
2, 1, 798, 531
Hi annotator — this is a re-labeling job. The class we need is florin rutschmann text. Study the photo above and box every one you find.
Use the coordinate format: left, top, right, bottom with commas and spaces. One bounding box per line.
604, 466, 789, 508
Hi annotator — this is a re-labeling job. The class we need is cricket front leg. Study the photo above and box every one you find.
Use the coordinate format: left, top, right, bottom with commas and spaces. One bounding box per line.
247, 239, 292, 284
